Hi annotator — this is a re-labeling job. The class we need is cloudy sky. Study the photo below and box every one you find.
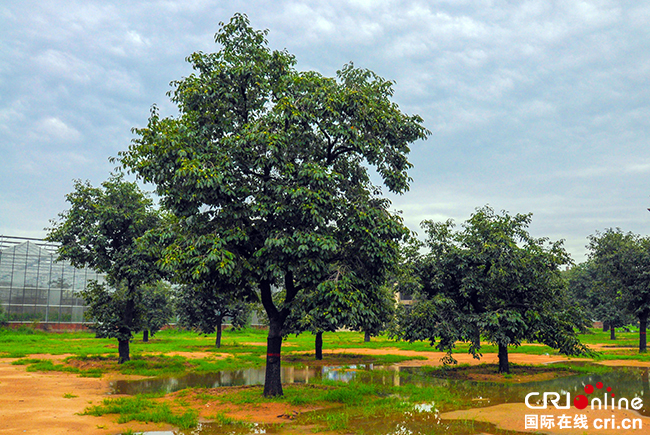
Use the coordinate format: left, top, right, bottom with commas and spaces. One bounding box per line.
2, 0, 649, 261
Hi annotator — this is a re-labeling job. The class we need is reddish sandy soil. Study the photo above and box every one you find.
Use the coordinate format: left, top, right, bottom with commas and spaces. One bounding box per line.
0, 355, 159, 435
1, 349, 649, 434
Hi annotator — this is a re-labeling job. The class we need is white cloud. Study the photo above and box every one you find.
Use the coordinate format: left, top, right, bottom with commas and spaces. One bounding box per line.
625, 162, 650, 174
1, 0, 650, 262
34, 117, 82, 143
34, 50, 94, 83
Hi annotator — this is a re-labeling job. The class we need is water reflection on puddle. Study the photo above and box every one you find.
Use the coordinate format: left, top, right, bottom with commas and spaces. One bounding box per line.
118, 364, 650, 435
111, 364, 385, 395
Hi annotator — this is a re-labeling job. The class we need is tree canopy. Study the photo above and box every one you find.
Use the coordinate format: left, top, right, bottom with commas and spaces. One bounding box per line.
394, 206, 589, 373
46, 174, 161, 363
564, 260, 632, 339
119, 13, 429, 396
588, 228, 650, 352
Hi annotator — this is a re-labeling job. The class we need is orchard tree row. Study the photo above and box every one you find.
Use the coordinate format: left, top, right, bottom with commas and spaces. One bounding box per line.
45, 174, 396, 364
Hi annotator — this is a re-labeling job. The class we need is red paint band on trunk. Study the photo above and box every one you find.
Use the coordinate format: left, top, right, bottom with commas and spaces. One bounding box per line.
267, 353, 281, 357
641, 332, 647, 335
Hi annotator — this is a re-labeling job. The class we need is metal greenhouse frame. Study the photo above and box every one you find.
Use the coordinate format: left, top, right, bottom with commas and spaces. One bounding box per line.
0, 235, 103, 323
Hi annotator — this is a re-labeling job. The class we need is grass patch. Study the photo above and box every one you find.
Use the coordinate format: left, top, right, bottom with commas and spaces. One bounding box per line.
18, 358, 103, 377
550, 362, 613, 375
82, 394, 198, 429
11, 358, 42, 365
210, 411, 252, 427
118, 355, 190, 376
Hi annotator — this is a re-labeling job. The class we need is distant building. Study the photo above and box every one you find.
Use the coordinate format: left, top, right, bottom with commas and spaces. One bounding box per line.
398, 290, 414, 306
0, 235, 103, 324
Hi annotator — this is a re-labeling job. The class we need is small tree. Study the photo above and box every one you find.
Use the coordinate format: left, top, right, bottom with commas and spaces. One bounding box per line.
351, 283, 396, 343
285, 266, 396, 359
139, 281, 173, 342
175, 284, 251, 348
588, 229, 650, 352
564, 261, 631, 339
46, 174, 160, 363
394, 206, 589, 373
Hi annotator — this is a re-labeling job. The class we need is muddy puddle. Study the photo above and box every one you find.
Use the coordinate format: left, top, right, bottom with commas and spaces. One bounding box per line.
111, 364, 386, 394
119, 363, 650, 434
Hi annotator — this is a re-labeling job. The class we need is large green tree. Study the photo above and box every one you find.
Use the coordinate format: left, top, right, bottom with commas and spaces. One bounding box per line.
46, 175, 161, 363
588, 228, 650, 352
119, 14, 428, 396
394, 206, 589, 373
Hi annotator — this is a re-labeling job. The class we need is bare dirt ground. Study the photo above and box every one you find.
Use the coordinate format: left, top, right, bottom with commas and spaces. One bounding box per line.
0, 355, 161, 435
1, 349, 649, 435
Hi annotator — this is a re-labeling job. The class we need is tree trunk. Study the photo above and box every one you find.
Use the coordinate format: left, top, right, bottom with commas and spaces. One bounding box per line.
364, 331, 371, 342
118, 291, 135, 364
264, 317, 284, 397
610, 326, 616, 340
640, 313, 648, 353
498, 343, 509, 374
118, 339, 130, 364
215, 317, 223, 349
143, 330, 149, 342
602, 322, 609, 332
315, 331, 323, 360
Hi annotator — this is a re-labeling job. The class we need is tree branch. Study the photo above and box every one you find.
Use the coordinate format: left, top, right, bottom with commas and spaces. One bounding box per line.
260, 279, 278, 319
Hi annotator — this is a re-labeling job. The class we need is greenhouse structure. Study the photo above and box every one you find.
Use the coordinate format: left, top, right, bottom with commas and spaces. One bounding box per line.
0, 235, 102, 324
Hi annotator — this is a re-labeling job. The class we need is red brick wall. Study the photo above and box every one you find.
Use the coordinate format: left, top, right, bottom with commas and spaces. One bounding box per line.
6, 322, 90, 332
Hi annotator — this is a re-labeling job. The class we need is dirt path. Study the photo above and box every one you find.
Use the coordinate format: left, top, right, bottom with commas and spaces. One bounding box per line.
0, 356, 170, 435
1, 349, 649, 434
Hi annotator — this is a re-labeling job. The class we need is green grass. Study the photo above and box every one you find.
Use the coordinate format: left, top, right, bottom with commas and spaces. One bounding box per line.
210, 411, 253, 428
117, 355, 190, 376
0, 327, 431, 377
82, 394, 199, 429
549, 362, 613, 375
4, 325, 648, 362
13, 358, 103, 377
